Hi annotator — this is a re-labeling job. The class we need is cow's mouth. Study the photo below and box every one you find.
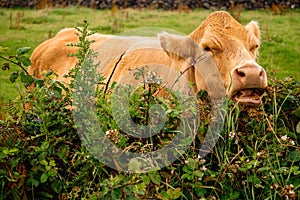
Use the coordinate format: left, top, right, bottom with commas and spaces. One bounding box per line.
232, 88, 265, 107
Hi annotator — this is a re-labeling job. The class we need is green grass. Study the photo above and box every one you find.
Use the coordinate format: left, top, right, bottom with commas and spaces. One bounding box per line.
0, 7, 299, 103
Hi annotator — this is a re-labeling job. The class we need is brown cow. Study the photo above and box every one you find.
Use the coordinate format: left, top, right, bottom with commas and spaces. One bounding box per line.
29, 11, 267, 106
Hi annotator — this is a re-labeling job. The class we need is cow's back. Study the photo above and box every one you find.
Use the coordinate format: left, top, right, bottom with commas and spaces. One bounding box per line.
29, 28, 111, 83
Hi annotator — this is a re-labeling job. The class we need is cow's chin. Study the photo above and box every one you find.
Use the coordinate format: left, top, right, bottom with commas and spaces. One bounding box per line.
232, 88, 265, 107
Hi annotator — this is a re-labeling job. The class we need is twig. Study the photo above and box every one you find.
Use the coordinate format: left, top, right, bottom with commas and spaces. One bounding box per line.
264, 113, 282, 144
104, 52, 125, 94
170, 54, 206, 90
0, 55, 30, 75
219, 148, 243, 181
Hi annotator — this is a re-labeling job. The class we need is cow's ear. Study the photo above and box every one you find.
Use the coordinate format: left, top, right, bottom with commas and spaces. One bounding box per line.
246, 21, 260, 39
159, 32, 199, 59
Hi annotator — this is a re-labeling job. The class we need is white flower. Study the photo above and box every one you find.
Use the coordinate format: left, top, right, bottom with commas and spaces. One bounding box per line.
229, 132, 235, 139
257, 152, 261, 156
281, 135, 288, 141
290, 140, 295, 146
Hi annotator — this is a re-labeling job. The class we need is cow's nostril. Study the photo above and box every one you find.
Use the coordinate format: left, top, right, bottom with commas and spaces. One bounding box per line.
259, 70, 264, 77
236, 70, 246, 77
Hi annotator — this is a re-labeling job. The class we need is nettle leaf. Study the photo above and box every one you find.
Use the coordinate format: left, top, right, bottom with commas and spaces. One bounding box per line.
35, 79, 45, 88
26, 177, 40, 187
17, 55, 31, 67
20, 71, 34, 85
148, 171, 161, 185
53, 86, 62, 99
10, 71, 19, 83
47, 170, 57, 177
51, 181, 62, 193
112, 188, 121, 200
167, 188, 182, 199
288, 150, 300, 162
16, 47, 31, 56
40, 173, 48, 183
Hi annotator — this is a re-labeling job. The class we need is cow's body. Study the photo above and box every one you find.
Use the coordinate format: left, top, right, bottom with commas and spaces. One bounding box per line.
29, 11, 267, 106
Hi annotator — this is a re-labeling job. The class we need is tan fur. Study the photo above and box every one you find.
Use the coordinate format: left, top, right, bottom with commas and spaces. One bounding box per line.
29, 11, 267, 105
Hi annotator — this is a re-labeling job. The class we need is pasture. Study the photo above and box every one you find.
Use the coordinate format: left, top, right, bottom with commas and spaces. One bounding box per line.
0, 6, 300, 200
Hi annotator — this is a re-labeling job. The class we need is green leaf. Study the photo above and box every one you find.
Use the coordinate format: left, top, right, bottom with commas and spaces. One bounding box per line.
26, 177, 40, 187
51, 181, 62, 193
40, 173, 48, 183
141, 174, 150, 184
247, 175, 260, 184
17, 55, 31, 67
111, 188, 121, 200
41, 141, 49, 150
8, 148, 19, 155
194, 170, 204, 178
35, 79, 44, 87
49, 159, 56, 167
40, 159, 48, 166
16, 47, 31, 55
53, 86, 62, 99
228, 191, 240, 200
20, 71, 34, 85
133, 183, 146, 195
148, 171, 161, 185
10, 71, 19, 83
47, 170, 57, 177
167, 188, 182, 200
198, 89, 208, 99
288, 150, 300, 162
293, 106, 300, 118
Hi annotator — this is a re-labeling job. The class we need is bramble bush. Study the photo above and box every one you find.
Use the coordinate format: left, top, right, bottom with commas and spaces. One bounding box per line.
0, 22, 299, 199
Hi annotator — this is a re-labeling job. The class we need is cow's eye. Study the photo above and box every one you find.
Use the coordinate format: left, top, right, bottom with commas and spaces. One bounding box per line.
204, 46, 212, 52
250, 44, 259, 51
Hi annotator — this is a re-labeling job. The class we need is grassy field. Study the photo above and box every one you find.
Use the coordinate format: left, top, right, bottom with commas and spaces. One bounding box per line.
0, 7, 299, 103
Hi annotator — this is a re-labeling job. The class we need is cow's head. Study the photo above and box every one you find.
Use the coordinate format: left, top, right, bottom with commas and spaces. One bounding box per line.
159, 11, 267, 107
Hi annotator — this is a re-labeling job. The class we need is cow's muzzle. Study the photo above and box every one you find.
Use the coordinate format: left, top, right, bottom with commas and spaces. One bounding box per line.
229, 64, 267, 107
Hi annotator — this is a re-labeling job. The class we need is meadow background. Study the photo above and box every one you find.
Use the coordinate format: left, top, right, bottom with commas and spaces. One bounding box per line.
0, 7, 299, 102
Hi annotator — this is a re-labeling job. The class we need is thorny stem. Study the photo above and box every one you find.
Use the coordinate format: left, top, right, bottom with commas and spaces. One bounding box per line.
170, 54, 207, 90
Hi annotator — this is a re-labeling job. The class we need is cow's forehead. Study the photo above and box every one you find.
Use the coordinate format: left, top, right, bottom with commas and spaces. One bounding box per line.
190, 11, 255, 44
206, 25, 250, 43
203, 11, 244, 29
205, 15, 250, 39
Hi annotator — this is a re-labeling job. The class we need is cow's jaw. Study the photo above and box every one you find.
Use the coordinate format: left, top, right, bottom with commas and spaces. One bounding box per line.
231, 88, 266, 107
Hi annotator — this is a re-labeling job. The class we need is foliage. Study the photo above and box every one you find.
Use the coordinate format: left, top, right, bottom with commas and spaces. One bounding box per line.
0, 21, 300, 200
